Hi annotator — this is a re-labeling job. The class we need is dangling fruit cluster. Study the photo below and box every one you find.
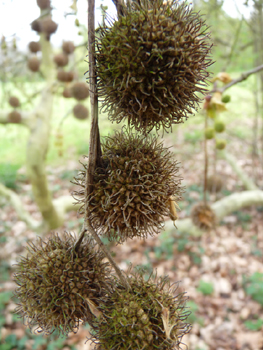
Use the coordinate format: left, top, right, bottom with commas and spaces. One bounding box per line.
191, 202, 216, 230
96, 0, 212, 132
73, 131, 182, 243
93, 272, 191, 350
14, 232, 113, 335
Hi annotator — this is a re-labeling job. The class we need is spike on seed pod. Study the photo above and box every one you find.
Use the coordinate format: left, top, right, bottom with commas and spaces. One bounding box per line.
8, 111, 22, 123
71, 82, 89, 101
96, 0, 212, 132
36, 0, 51, 10
73, 130, 183, 243
207, 175, 223, 193
8, 96, 20, 108
191, 202, 216, 231
62, 41, 75, 55
93, 272, 191, 350
205, 128, 215, 140
214, 121, 225, 133
216, 139, 226, 150
27, 57, 40, 72
73, 104, 89, 120
53, 53, 69, 67
13, 232, 113, 336
62, 88, 72, 98
28, 41, 41, 53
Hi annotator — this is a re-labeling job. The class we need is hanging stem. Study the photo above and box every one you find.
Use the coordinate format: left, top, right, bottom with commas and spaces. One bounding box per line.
203, 112, 208, 205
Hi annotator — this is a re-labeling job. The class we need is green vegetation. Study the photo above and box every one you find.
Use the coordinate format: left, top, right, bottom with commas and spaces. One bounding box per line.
197, 280, 214, 295
244, 272, 263, 306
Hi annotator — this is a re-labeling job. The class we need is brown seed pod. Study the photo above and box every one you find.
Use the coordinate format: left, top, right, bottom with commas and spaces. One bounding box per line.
62, 87, 72, 98
8, 96, 20, 108
96, 0, 212, 132
8, 111, 22, 123
62, 41, 75, 55
37, 0, 51, 9
71, 82, 89, 101
93, 272, 191, 350
207, 175, 223, 193
53, 53, 69, 67
40, 17, 58, 37
73, 131, 183, 243
28, 41, 41, 53
27, 57, 40, 72
13, 232, 113, 336
191, 202, 216, 231
31, 19, 41, 33
57, 70, 74, 82
73, 104, 89, 120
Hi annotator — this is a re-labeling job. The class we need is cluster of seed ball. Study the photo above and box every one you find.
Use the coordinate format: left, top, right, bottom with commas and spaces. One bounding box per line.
96, 0, 212, 132
93, 273, 191, 350
14, 232, 113, 335
191, 202, 216, 231
8, 96, 22, 123
73, 131, 182, 243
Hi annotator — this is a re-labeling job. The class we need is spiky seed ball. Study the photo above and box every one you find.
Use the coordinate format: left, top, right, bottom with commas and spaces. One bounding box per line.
207, 175, 223, 193
27, 57, 40, 72
31, 19, 41, 33
214, 121, 225, 133
28, 41, 41, 53
191, 202, 216, 230
8, 111, 21, 123
73, 104, 89, 120
54, 53, 69, 67
14, 232, 113, 336
221, 94, 231, 103
8, 96, 20, 108
96, 0, 212, 132
216, 139, 226, 150
62, 87, 72, 98
37, 0, 51, 9
205, 128, 215, 140
57, 70, 74, 82
93, 272, 191, 350
71, 82, 89, 100
62, 41, 75, 55
73, 131, 182, 243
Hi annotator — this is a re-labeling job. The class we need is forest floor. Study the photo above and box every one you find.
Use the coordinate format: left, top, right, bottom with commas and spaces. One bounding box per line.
0, 134, 263, 350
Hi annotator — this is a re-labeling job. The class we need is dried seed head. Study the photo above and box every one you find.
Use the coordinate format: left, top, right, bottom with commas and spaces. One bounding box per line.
73, 103, 89, 120
8, 96, 20, 108
14, 232, 113, 335
96, 0, 212, 132
207, 175, 223, 193
71, 82, 90, 101
53, 53, 69, 67
28, 41, 41, 53
62, 41, 75, 55
27, 57, 40, 72
93, 272, 191, 350
191, 202, 216, 230
73, 131, 183, 243
8, 111, 22, 123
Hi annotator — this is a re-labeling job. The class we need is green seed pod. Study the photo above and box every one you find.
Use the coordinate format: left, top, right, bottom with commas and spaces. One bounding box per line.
204, 128, 215, 140
96, 0, 212, 133
13, 232, 113, 335
221, 94, 231, 103
191, 202, 216, 230
73, 130, 183, 243
214, 121, 225, 133
216, 139, 226, 150
93, 272, 191, 350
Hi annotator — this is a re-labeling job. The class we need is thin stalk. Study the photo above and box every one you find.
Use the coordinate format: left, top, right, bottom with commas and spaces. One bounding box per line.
203, 113, 208, 205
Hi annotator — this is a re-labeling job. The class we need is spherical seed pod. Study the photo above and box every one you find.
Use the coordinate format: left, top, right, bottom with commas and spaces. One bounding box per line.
62, 41, 75, 55
71, 82, 89, 100
205, 128, 215, 140
214, 121, 225, 133
207, 175, 223, 193
57, 70, 74, 83
40, 18, 58, 36
93, 272, 191, 350
221, 94, 231, 103
96, 0, 212, 132
8, 96, 20, 108
73, 104, 89, 120
14, 232, 113, 336
191, 202, 216, 230
62, 87, 72, 98
8, 111, 22, 123
216, 139, 226, 150
73, 131, 183, 243
31, 19, 41, 33
53, 53, 69, 67
27, 57, 40, 72
28, 41, 41, 53
36, 0, 51, 9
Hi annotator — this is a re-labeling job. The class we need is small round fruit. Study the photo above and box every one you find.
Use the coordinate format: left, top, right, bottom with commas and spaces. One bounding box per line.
57, 70, 74, 83
27, 57, 40, 72
214, 121, 225, 133
8, 96, 20, 108
37, 0, 51, 10
62, 88, 72, 98
216, 139, 226, 150
73, 104, 89, 120
62, 41, 75, 55
8, 111, 22, 123
31, 19, 41, 33
71, 82, 89, 101
28, 41, 41, 53
205, 128, 215, 140
54, 53, 69, 67
221, 95, 231, 103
